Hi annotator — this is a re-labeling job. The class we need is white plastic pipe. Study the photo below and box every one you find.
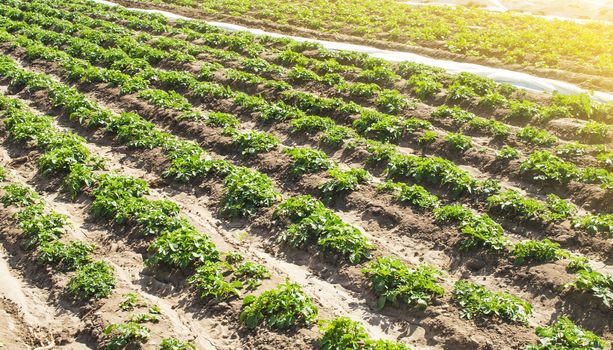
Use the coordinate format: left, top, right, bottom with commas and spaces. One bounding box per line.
92, 0, 613, 102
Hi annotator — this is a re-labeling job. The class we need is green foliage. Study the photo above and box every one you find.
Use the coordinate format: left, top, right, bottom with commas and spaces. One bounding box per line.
37, 240, 94, 270
159, 338, 196, 350
387, 153, 477, 195
444, 132, 472, 152
375, 89, 413, 114
407, 74, 442, 99
138, 88, 191, 111
432, 105, 475, 123
63, 163, 96, 199
232, 130, 279, 156
376, 181, 439, 209
572, 214, 612, 235
284, 147, 333, 175
526, 316, 606, 350
147, 227, 219, 269
274, 196, 373, 263
319, 167, 370, 199
319, 317, 410, 350
240, 281, 318, 330
511, 239, 569, 265
0, 166, 6, 182
1, 184, 40, 207
459, 214, 510, 251
564, 270, 613, 307
577, 121, 609, 144
233, 261, 272, 289
506, 100, 540, 122
188, 261, 243, 301
517, 127, 557, 146
119, 293, 146, 311
103, 321, 150, 350
496, 146, 519, 161
520, 151, 578, 184
453, 280, 532, 324
417, 130, 437, 146
204, 112, 239, 128
221, 167, 279, 217
362, 256, 444, 309
11, 203, 67, 248
433, 204, 472, 224
290, 115, 336, 134
68, 261, 116, 301
90, 174, 149, 218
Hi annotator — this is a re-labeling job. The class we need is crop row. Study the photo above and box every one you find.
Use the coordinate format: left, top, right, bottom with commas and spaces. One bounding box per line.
42, 0, 613, 157
1, 92, 608, 348
1, 12, 611, 260
11, 0, 611, 200
26, 0, 613, 153
2, 10, 611, 243
146, 0, 613, 85
0, 164, 200, 348
2, 29, 612, 323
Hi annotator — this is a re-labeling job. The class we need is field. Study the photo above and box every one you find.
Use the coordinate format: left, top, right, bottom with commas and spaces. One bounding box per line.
119, 0, 613, 91
0, 0, 611, 349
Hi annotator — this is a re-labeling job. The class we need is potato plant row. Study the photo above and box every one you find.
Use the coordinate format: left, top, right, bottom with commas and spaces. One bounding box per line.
1, 13, 612, 298
31, 0, 613, 166
3, 19, 612, 328
4, 12, 608, 241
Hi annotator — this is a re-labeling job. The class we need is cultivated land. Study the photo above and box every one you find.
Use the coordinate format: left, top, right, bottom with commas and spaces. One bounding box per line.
0, 0, 611, 349
119, 0, 613, 92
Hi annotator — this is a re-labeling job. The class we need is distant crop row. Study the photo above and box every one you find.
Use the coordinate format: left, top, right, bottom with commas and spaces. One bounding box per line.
1, 5, 610, 228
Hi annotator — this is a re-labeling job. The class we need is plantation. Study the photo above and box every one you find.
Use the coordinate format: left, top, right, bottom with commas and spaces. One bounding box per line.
0, 0, 610, 349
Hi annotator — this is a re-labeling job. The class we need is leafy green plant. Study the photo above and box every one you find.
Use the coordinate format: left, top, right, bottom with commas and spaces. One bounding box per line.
376, 181, 439, 209
37, 240, 94, 270
103, 321, 150, 350
240, 281, 318, 330
453, 280, 532, 324
319, 168, 370, 199
526, 316, 606, 350
564, 270, 613, 307
517, 127, 557, 146
221, 167, 279, 217
572, 214, 612, 235
0, 166, 6, 182
204, 112, 239, 128
319, 317, 410, 350
1, 184, 40, 207
188, 261, 243, 301
274, 196, 373, 263
232, 130, 279, 156
444, 132, 472, 152
520, 151, 578, 184
577, 121, 609, 144
375, 89, 412, 114
506, 100, 540, 122
147, 227, 219, 269
68, 261, 116, 301
159, 338, 196, 350
284, 147, 333, 175
417, 130, 437, 146
407, 74, 442, 99
119, 293, 147, 311
459, 214, 510, 251
362, 256, 444, 309
511, 239, 569, 264
496, 146, 519, 161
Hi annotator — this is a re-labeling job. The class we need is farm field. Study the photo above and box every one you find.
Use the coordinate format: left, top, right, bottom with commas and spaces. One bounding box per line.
115, 0, 613, 92
0, 0, 611, 349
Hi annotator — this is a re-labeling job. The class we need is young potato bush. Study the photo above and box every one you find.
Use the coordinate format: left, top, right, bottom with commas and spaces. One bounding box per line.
221, 167, 279, 217
240, 281, 318, 330
319, 317, 411, 350
526, 316, 606, 350
453, 280, 532, 324
511, 239, 569, 265
68, 261, 116, 301
362, 256, 444, 309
